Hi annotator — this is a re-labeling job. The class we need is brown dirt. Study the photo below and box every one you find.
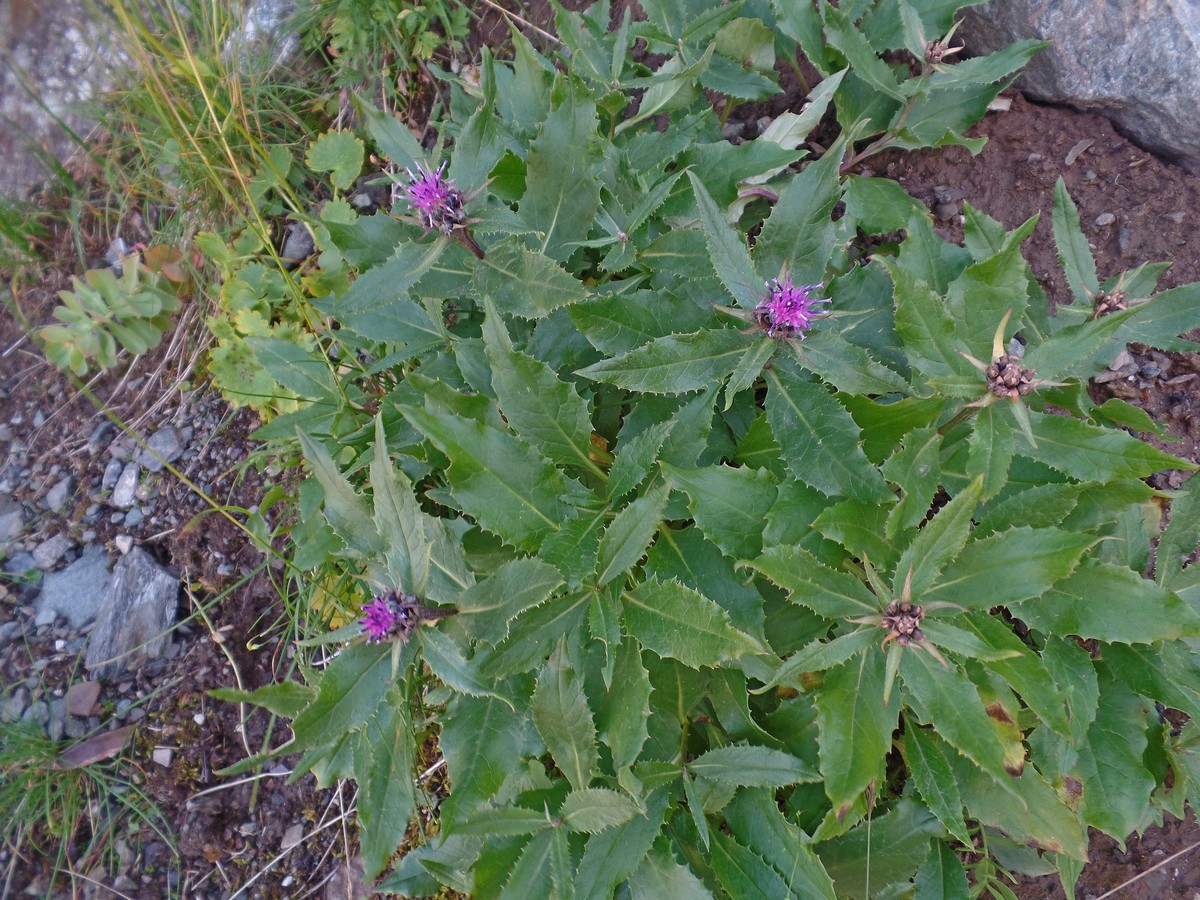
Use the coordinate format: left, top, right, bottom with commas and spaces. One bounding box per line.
6, 26, 1200, 900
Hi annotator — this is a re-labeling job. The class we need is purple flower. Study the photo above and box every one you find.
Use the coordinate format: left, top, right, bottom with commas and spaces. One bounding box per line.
360, 597, 402, 643
401, 161, 468, 236
753, 275, 830, 340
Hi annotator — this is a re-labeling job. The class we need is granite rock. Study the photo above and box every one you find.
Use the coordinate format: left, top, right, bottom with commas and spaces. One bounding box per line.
84, 548, 178, 677
35, 544, 112, 628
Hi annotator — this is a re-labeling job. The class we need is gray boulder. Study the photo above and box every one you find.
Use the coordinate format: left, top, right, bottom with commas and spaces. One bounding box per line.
85, 548, 178, 678
962, 1, 1200, 171
35, 545, 111, 628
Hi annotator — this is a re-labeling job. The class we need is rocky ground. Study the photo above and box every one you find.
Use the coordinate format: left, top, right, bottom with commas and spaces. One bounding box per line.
6, 8, 1200, 900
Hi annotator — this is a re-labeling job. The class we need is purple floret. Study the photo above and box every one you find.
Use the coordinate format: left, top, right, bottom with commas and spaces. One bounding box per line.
360, 597, 400, 643
402, 161, 468, 235
753, 275, 830, 340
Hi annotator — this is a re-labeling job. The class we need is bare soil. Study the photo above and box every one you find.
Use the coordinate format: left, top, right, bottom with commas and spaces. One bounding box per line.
6, 31, 1200, 900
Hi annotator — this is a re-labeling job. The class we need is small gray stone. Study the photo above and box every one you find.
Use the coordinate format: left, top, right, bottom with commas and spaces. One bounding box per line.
47, 699, 66, 742
0, 497, 23, 547
280, 222, 315, 265
101, 459, 123, 491
111, 463, 140, 509
35, 545, 112, 629
88, 421, 113, 449
65, 715, 87, 739
23, 700, 48, 727
5, 552, 38, 577
137, 427, 185, 473
152, 747, 173, 767
1, 687, 28, 722
32, 534, 73, 569
84, 548, 178, 677
0, 622, 22, 643
32, 410, 46, 428
280, 823, 305, 851
1094, 212, 1116, 227
123, 509, 145, 529
43, 476, 73, 513
0, 423, 11, 442
114, 535, 134, 555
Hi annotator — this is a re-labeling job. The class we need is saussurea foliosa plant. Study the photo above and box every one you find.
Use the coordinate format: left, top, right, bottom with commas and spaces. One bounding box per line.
216, 2, 1200, 896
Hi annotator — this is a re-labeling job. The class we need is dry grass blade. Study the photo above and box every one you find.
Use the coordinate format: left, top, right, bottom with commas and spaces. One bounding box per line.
1094, 837, 1200, 899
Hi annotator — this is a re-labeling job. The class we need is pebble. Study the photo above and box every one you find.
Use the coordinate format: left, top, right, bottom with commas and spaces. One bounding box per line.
66, 680, 101, 717
1094, 212, 1116, 227
152, 747, 174, 767
43, 476, 73, 512
32, 410, 45, 428
47, 699, 66, 741
138, 426, 185, 473
124, 508, 145, 528
0, 687, 27, 722
101, 459, 123, 491
32, 533, 72, 569
114, 535, 134, 554
112, 462, 140, 508
280, 823, 305, 850
88, 421, 113, 449
0, 622, 22, 643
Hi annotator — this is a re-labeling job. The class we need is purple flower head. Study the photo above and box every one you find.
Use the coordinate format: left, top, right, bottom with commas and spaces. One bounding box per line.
401, 161, 467, 236
360, 597, 402, 643
753, 275, 830, 340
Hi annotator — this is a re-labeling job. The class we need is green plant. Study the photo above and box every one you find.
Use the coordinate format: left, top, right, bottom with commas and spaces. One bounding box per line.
291, 0, 471, 106
0, 714, 174, 895
39, 256, 181, 376
218, 1, 1200, 897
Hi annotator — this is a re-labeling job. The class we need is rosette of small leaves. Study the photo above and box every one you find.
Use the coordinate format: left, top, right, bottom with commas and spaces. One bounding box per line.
39, 259, 180, 376
216, 2, 1200, 897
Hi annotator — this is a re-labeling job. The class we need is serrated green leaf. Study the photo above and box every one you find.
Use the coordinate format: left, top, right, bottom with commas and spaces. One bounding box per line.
815, 651, 894, 817
1052, 177, 1099, 304
298, 432, 382, 558
1010, 559, 1200, 643
559, 788, 642, 833
316, 239, 446, 346
209, 682, 315, 718
483, 299, 599, 475
686, 171, 761, 308
578, 328, 752, 394
572, 788, 669, 900
520, 85, 601, 259
359, 698, 416, 879
688, 744, 819, 786
762, 629, 876, 692
401, 406, 580, 553
903, 726, 971, 844
608, 419, 674, 501
1020, 409, 1194, 482
570, 292, 712, 357
289, 643, 393, 751
499, 829, 555, 899
755, 139, 843, 282
306, 129, 364, 190
1022, 303, 1138, 379
724, 789, 837, 899
532, 649, 598, 791
441, 694, 524, 825
622, 578, 764, 667
817, 798, 943, 896
822, 3, 904, 100
813, 500, 898, 571
596, 482, 669, 586
1076, 675, 1157, 840
457, 558, 564, 644
711, 832, 792, 899
627, 844, 713, 900
420, 628, 514, 709
967, 403, 1015, 501
949, 752, 1087, 859
598, 636, 652, 770
1112, 281, 1200, 351
915, 840, 971, 900
457, 806, 551, 836
664, 463, 777, 561
764, 365, 891, 503
744, 545, 878, 619
886, 259, 972, 383
792, 327, 912, 396
923, 526, 1098, 610
883, 426, 942, 537
901, 650, 1015, 783
481, 585, 588, 675
895, 475, 983, 597
370, 417, 430, 594
473, 236, 588, 319
541, 504, 606, 587
1158, 469, 1200, 588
